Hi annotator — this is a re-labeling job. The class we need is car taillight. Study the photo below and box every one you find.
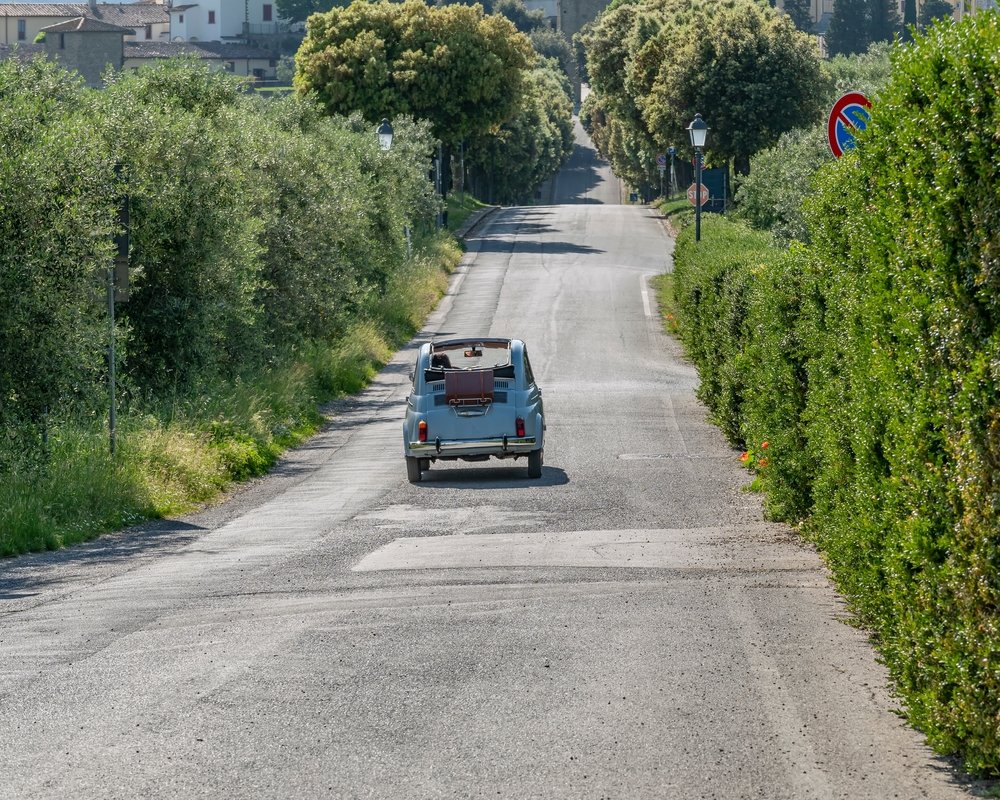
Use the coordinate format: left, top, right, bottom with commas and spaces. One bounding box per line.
516, 417, 525, 437
418, 420, 428, 443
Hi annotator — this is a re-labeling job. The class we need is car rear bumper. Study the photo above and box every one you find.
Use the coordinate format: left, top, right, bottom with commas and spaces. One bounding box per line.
406, 436, 538, 458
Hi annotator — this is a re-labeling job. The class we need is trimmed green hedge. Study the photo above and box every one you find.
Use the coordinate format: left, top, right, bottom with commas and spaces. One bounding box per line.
671, 14, 1000, 773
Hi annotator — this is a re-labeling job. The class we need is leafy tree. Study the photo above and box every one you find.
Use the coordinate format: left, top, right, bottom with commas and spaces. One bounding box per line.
294, 0, 533, 146
820, 40, 892, 103
468, 57, 574, 203
826, 0, 870, 55
735, 43, 892, 243
641, 0, 824, 174
902, 0, 916, 39
581, 0, 665, 188
529, 26, 577, 87
493, 0, 546, 33
918, 0, 954, 29
274, 0, 339, 24
733, 124, 830, 244
783, 0, 814, 32
0, 58, 110, 439
868, 0, 901, 44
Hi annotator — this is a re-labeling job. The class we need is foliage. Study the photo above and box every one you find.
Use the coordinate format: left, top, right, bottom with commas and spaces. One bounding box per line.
274, 0, 346, 24
671, 216, 772, 443
869, 0, 902, 43
294, 0, 533, 146
819, 40, 892, 103
734, 43, 892, 244
918, 0, 955, 29
467, 56, 574, 204
732, 125, 830, 245
528, 26, 578, 88
827, 0, 902, 56
276, 54, 296, 82
582, 0, 824, 184
668, 14, 1000, 773
804, 12, 1000, 771
493, 0, 546, 32
0, 58, 111, 446
0, 57, 453, 556
826, 0, 872, 56
782, 0, 813, 32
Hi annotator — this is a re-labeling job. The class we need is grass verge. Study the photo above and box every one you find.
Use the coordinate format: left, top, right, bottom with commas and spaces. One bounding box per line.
0, 233, 463, 558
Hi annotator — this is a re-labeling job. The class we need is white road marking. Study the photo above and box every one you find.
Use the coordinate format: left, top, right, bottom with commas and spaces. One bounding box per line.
352, 527, 818, 573
641, 274, 653, 318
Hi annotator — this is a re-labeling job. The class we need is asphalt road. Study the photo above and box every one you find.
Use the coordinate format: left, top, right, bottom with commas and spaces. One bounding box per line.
0, 128, 979, 799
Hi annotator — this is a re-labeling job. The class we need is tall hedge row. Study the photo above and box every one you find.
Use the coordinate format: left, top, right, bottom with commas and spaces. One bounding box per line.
671, 14, 1000, 772
0, 57, 437, 457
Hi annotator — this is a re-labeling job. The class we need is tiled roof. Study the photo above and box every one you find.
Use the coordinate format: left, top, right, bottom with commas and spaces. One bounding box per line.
0, 3, 168, 26
0, 41, 45, 61
41, 15, 131, 32
125, 40, 276, 59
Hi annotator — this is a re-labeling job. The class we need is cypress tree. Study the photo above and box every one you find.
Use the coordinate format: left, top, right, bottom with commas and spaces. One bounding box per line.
783, 0, 814, 31
826, 0, 870, 56
918, 0, 955, 29
869, 0, 902, 43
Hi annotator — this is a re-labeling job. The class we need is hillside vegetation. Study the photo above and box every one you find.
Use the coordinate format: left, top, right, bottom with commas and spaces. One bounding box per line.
667, 14, 1000, 772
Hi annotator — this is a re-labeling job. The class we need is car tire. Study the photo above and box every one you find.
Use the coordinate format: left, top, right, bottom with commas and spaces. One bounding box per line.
406, 457, 422, 483
527, 448, 543, 479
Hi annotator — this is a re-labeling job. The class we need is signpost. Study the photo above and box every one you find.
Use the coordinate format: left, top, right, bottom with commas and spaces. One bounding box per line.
827, 92, 872, 158
656, 153, 666, 197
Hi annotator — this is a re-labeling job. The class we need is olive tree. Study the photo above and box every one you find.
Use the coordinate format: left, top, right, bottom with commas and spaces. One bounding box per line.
294, 0, 533, 146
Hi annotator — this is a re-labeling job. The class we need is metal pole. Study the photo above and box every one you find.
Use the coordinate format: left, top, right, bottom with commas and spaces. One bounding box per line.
107, 262, 116, 456
436, 142, 444, 229
695, 148, 702, 242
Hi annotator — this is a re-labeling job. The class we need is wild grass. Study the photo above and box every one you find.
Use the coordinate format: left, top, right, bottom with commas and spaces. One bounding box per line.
650, 272, 681, 337
446, 192, 489, 233
0, 233, 461, 558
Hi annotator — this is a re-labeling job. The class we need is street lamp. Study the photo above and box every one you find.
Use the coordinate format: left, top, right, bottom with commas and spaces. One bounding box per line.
377, 118, 393, 152
687, 113, 708, 242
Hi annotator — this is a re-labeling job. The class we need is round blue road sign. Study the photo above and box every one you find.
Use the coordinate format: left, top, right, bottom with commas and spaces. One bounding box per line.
828, 92, 872, 158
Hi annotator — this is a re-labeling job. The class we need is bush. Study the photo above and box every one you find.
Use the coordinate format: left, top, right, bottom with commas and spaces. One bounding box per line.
671, 216, 775, 444
0, 58, 453, 557
803, 13, 1000, 771
670, 14, 1000, 772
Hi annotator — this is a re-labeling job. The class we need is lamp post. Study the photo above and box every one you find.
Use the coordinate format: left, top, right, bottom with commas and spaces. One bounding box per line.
667, 146, 677, 198
687, 113, 708, 242
376, 118, 393, 152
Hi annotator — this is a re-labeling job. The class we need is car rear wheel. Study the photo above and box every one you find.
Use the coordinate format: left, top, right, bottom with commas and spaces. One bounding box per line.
406, 457, 422, 483
527, 448, 543, 479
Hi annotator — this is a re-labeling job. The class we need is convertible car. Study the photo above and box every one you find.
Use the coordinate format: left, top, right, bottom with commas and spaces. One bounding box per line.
402, 337, 545, 483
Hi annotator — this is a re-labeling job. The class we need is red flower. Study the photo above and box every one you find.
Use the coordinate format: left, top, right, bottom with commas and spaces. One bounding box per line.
760, 441, 769, 449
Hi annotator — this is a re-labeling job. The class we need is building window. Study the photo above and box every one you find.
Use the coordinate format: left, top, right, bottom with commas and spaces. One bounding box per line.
59, 32, 65, 49
263, 4, 273, 21
145, 24, 152, 39
208, 10, 216, 23
17, 19, 26, 40
179, 13, 184, 22
224, 61, 234, 71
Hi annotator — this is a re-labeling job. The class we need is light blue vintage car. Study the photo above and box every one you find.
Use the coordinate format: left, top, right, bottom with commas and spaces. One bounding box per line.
403, 337, 545, 483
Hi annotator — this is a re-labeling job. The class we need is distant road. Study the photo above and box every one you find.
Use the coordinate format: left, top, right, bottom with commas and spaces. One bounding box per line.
539, 117, 622, 205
